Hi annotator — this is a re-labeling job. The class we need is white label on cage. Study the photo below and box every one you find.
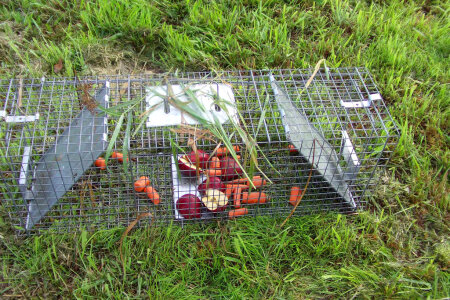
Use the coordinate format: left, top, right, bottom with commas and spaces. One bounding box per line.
19, 146, 31, 186
105, 81, 110, 103
145, 84, 237, 127
0, 111, 5, 118
4, 113, 40, 123
340, 99, 371, 108
369, 93, 382, 101
340, 93, 381, 108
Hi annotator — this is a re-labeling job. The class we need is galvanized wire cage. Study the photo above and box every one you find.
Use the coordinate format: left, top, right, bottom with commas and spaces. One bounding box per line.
0, 68, 399, 234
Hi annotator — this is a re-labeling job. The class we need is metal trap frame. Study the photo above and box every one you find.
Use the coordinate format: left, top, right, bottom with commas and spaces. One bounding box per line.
0, 68, 399, 234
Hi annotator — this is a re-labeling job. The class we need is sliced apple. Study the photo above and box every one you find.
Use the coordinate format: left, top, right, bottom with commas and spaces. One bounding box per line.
201, 189, 229, 212
187, 150, 210, 170
178, 155, 203, 177
198, 177, 226, 196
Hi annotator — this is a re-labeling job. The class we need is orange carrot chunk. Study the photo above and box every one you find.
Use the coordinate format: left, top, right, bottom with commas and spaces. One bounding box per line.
242, 191, 268, 204
227, 176, 261, 185
94, 157, 106, 170
228, 184, 249, 189
134, 176, 150, 192
288, 144, 299, 154
210, 157, 220, 169
234, 187, 243, 208
118, 155, 129, 163
250, 177, 267, 188
289, 186, 302, 206
217, 145, 240, 157
205, 169, 222, 177
145, 186, 160, 205
112, 152, 129, 163
216, 147, 228, 157
225, 184, 235, 199
228, 208, 248, 219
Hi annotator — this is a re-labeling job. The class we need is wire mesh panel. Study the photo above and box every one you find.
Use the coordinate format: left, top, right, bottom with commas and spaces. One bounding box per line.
0, 68, 399, 234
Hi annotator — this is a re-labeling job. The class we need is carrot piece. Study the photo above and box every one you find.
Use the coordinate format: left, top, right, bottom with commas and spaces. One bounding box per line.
134, 176, 150, 192
227, 176, 266, 188
288, 144, 299, 154
241, 192, 248, 202
234, 187, 243, 208
111, 152, 129, 163
228, 184, 249, 189
118, 155, 129, 163
94, 157, 106, 170
225, 184, 234, 199
242, 191, 268, 204
217, 145, 240, 157
227, 176, 261, 185
145, 186, 160, 205
250, 177, 267, 188
228, 208, 248, 219
289, 186, 302, 206
210, 157, 220, 169
205, 169, 222, 177
216, 147, 228, 157
112, 152, 127, 163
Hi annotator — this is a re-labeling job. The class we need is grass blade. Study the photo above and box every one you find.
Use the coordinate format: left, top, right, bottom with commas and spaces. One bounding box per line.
132, 101, 163, 137
122, 110, 133, 173
105, 113, 125, 165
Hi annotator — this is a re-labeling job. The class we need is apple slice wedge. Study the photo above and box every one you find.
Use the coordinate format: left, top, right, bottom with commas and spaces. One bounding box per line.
201, 189, 229, 212
178, 155, 203, 177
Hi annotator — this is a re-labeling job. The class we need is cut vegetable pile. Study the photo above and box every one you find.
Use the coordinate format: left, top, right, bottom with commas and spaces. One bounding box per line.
94, 146, 301, 220
175, 145, 270, 220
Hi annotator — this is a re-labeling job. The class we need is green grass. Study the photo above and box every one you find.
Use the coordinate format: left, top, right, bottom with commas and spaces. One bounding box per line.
0, 0, 449, 298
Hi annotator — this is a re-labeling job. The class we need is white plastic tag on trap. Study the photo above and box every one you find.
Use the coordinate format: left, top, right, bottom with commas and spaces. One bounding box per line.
145, 83, 238, 127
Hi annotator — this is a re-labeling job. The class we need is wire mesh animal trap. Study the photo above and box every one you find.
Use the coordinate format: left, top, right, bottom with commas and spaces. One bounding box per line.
0, 68, 399, 234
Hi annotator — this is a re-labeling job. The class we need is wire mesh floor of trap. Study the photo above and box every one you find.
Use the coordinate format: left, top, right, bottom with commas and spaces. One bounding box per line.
0, 68, 400, 234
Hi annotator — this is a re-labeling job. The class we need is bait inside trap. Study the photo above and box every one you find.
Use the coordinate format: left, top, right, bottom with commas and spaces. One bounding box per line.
0, 68, 400, 234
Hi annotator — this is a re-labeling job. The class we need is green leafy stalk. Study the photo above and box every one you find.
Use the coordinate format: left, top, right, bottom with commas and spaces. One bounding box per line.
122, 110, 133, 173
105, 113, 125, 165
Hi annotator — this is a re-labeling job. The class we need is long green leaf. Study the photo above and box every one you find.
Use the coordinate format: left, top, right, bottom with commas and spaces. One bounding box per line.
122, 110, 132, 173
211, 113, 256, 189
132, 101, 163, 137
105, 113, 125, 165
101, 97, 143, 114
